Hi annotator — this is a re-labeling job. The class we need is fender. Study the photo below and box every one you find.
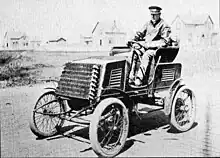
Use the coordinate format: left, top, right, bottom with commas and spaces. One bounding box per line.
44, 87, 57, 91
164, 78, 185, 115
100, 87, 134, 111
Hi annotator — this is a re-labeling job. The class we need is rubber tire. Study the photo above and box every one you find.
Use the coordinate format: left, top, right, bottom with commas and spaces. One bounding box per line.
89, 98, 129, 157
29, 91, 66, 138
170, 86, 196, 132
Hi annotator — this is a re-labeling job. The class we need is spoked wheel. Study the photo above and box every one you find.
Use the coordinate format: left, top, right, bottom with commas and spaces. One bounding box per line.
170, 86, 196, 132
89, 98, 129, 157
29, 91, 66, 138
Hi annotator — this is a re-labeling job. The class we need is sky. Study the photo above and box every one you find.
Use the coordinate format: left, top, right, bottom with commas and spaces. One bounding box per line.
0, 0, 219, 43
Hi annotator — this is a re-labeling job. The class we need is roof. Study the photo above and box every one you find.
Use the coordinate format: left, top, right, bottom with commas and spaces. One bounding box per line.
92, 20, 122, 33
172, 14, 214, 25
48, 37, 66, 42
81, 20, 126, 37
4, 31, 27, 39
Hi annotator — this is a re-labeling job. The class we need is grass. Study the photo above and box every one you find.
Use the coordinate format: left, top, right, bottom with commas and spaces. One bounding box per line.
0, 50, 53, 87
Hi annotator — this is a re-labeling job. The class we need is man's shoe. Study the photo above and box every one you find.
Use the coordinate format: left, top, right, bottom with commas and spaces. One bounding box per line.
128, 78, 135, 85
134, 78, 142, 86
129, 77, 142, 86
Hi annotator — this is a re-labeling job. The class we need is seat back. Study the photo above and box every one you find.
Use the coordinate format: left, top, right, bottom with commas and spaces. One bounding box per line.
109, 46, 131, 56
155, 46, 179, 63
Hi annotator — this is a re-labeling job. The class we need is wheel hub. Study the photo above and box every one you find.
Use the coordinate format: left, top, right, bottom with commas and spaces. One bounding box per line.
184, 105, 190, 111
113, 126, 117, 130
43, 109, 48, 113
107, 115, 114, 123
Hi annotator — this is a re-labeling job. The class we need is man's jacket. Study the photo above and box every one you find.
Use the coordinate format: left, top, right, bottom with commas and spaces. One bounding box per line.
133, 18, 171, 48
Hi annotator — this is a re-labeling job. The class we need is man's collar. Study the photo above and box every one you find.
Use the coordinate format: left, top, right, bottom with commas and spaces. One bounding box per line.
150, 18, 162, 27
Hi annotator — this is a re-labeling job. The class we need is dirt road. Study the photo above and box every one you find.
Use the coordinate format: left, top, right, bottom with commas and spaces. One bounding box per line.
1, 71, 220, 157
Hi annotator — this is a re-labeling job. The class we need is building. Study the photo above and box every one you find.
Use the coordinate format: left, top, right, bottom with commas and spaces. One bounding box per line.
80, 20, 127, 50
3, 31, 29, 49
44, 37, 67, 51
46, 37, 67, 45
171, 14, 214, 46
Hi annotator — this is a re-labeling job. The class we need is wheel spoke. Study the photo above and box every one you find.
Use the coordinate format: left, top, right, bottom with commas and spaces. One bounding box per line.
43, 96, 48, 108
183, 94, 189, 102
49, 117, 56, 131
37, 99, 43, 107
46, 117, 52, 132
100, 127, 113, 147
47, 116, 55, 132
35, 113, 43, 119
42, 118, 48, 130
51, 102, 59, 110
177, 111, 189, 126
176, 110, 185, 121
107, 109, 123, 148
179, 91, 185, 99
45, 117, 51, 132
103, 130, 115, 148
46, 117, 53, 132
97, 123, 106, 133
115, 115, 123, 127
100, 111, 118, 146
35, 113, 44, 124
185, 98, 192, 109
175, 113, 182, 122
35, 114, 44, 125
39, 117, 46, 132
113, 111, 118, 126
184, 111, 191, 122
52, 116, 60, 125
100, 109, 114, 121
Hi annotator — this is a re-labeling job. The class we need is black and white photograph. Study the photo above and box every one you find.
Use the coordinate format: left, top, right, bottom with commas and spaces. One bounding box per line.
0, 0, 220, 157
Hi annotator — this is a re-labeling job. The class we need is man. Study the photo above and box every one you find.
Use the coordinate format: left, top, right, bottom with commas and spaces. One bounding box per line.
129, 6, 171, 86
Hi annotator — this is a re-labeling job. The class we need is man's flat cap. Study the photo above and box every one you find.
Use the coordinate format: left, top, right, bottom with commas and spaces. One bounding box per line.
149, 6, 162, 14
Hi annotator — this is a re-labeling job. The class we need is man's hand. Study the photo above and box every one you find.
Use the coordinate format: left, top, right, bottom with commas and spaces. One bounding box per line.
126, 41, 132, 47
132, 43, 141, 49
126, 41, 142, 49
127, 40, 150, 50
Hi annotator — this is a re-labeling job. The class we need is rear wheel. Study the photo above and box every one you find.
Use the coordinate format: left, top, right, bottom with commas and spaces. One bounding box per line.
170, 86, 196, 132
29, 91, 66, 138
89, 98, 129, 157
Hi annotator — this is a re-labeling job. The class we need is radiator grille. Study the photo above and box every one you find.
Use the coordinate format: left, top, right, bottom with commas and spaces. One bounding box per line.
109, 68, 122, 88
56, 63, 98, 99
161, 68, 175, 82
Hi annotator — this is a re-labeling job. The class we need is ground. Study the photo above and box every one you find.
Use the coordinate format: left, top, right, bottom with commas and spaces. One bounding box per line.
1, 48, 220, 157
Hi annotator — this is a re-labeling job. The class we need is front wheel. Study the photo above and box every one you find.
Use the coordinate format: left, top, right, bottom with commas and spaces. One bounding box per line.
170, 86, 196, 132
89, 98, 129, 157
29, 91, 66, 138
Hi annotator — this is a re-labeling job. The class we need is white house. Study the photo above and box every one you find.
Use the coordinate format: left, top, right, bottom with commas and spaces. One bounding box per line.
171, 14, 214, 46
3, 31, 29, 49
80, 20, 127, 50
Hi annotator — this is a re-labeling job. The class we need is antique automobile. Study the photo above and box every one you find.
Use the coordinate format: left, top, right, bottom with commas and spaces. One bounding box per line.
29, 41, 196, 157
